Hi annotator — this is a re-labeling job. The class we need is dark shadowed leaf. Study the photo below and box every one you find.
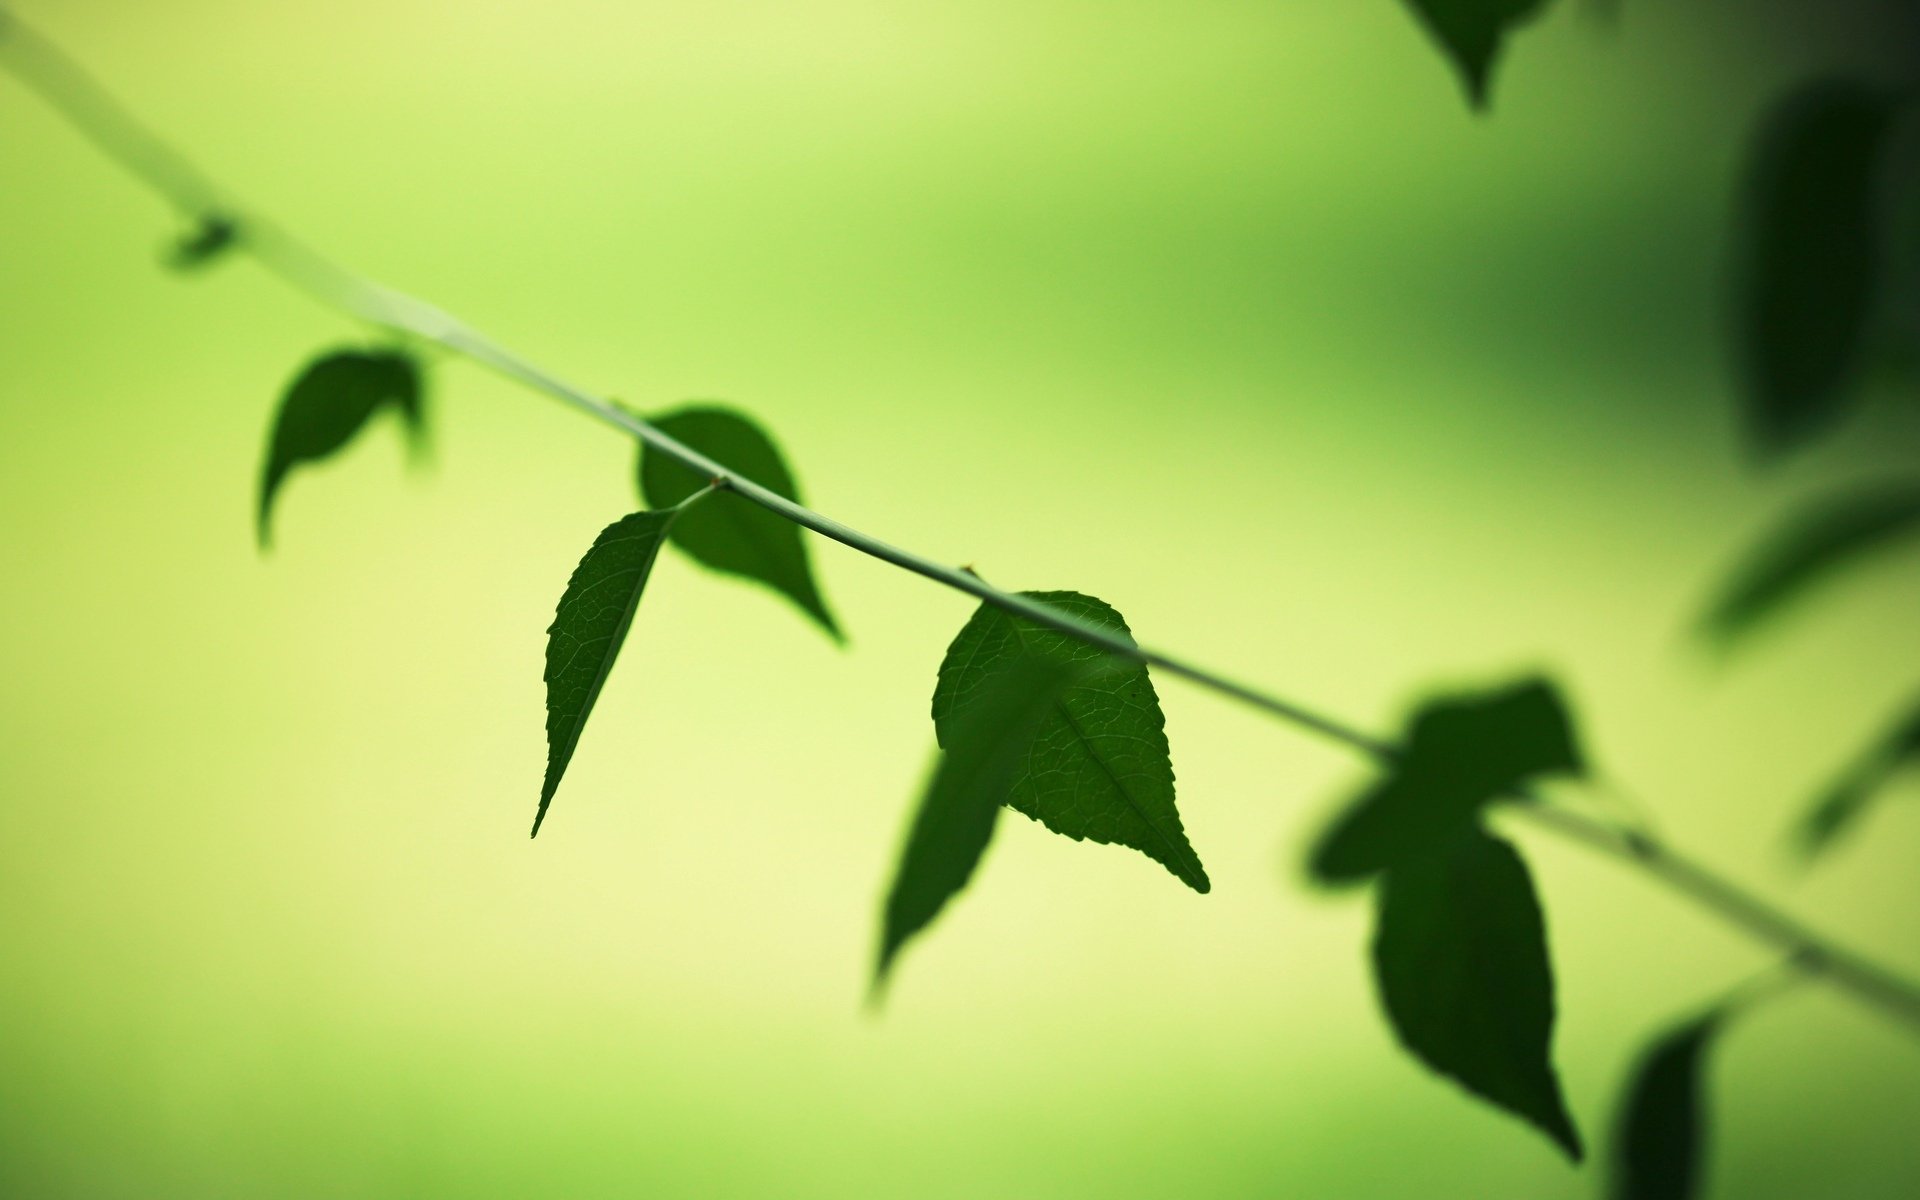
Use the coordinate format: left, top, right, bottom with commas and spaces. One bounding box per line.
1400, 0, 1553, 109
1797, 697, 1920, 859
1737, 78, 1900, 455
257, 348, 424, 546
875, 654, 1080, 991
166, 214, 239, 271
1311, 677, 1583, 884
932, 591, 1209, 893
637, 404, 842, 643
535, 503, 698, 837
1374, 829, 1583, 1161
1700, 482, 1920, 646
1609, 1014, 1722, 1200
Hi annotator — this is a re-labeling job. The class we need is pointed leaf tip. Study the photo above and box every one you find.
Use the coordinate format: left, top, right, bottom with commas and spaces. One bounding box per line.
637, 404, 843, 643
1609, 1014, 1723, 1200
256, 348, 425, 547
1374, 830, 1583, 1161
931, 591, 1209, 893
875, 654, 1079, 992
534, 507, 682, 837
1400, 0, 1553, 109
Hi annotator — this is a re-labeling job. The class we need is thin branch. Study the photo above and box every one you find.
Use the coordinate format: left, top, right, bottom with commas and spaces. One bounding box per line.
7, 7, 1920, 1036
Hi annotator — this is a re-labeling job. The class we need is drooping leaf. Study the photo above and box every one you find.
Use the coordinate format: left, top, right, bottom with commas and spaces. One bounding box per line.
1373, 828, 1584, 1161
1797, 697, 1920, 859
931, 591, 1209, 893
1609, 1014, 1723, 1200
637, 404, 842, 643
535, 504, 695, 837
1399, 0, 1554, 109
1700, 483, 1920, 646
166, 214, 239, 271
1311, 677, 1584, 885
257, 348, 425, 546
875, 653, 1080, 991
1736, 78, 1901, 456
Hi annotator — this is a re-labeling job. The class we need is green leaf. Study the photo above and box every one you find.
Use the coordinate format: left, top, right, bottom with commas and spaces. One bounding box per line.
166, 214, 239, 271
1736, 78, 1901, 456
1700, 483, 1920, 646
1374, 829, 1583, 1161
637, 404, 842, 643
1609, 1014, 1722, 1200
257, 348, 425, 547
875, 653, 1080, 991
1311, 677, 1584, 885
535, 505, 691, 837
1399, 0, 1554, 109
931, 591, 1209, 893
1797, 698, 1920, 859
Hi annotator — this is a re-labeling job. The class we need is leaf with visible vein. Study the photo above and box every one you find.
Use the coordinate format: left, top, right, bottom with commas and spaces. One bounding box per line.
1701, 483, 1920, 647
638, 404, 842, 643
535, 506, 685, 837
257, 348, 425, 547
1797, 697, 1920, 859
875, 653, 1079, 991
1399, 0, 1553, 110
1374, 828, 1583, 1161
932, 591, 1209, 893
1736, 78, 1901, 456
1311, 677, 1583, 885
1609, 1013, 1722, 1200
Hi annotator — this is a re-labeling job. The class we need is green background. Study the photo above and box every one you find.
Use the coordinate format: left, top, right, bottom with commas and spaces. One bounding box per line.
4, 1, 1918, 1195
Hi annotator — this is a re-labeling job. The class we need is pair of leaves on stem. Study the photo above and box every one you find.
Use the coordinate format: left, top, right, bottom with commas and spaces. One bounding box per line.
878, 592, 1207, 988
1309, 677, 1586, 1161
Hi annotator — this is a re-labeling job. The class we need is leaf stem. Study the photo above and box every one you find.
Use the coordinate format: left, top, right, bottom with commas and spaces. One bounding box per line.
7, 9, 1920, 1037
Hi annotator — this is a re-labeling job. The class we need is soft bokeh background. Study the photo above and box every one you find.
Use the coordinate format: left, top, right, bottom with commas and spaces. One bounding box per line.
4, 1, 1919, 1195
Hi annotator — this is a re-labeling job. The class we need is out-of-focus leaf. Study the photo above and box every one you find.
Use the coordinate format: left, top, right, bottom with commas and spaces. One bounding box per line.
535, 505, 693, 837
257, 348, 424, 546
638, 404, 842, 643
1374, 829, 1584, 1161
1399, 0, 1554, 109
1609, 1014, 1723, 1200
1311, 677, 1583, 885
1737, 78, 1900, 455
1700, 483, 1920, 646
875, 654, 1079, 991
166, 214, 239, 271
1798, 698, 1920, 858
932, 591, 1209, 893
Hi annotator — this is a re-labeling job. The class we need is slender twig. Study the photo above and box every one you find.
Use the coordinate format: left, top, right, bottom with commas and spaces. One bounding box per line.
6, 7, 1920, 1035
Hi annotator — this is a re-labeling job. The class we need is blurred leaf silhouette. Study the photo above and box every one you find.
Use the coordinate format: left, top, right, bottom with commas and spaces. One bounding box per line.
1736, 78, 1901, 457
1399, 0, 1553, 109
256, 348, 424, 547
1608, 1013, 1722, 1200
1373, 828, 1583, 1161
875, 653, 1079, 992
637, 405, 843, 644
1310, 677, 1583, 885
1700, 482, 1920, 647
1797, 697, 1920, 859
536, 504, 696, 837
165, 214, 238, 271
932, 591, 1209, 892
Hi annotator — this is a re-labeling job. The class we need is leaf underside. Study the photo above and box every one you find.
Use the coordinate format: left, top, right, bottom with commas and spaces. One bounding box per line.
1374, 828, 1584, 1161
931, 591, 1209, 893
638, 404, 842, 643
1311, 676, 1583, 884
876, 653, 1080, 990
1401, 0, 1553, 109
1609, 1014, 1721, 1200
1700, 483, 1920, 648
1737, 78, 1899, 457
257, 348, 424, 546
536, 508, 680, 837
